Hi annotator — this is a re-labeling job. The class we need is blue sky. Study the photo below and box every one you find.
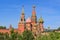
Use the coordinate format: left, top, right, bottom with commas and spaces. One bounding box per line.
0, 0, 60, 29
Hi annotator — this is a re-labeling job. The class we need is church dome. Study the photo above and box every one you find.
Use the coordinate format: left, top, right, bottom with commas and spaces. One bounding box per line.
38, 16, 44, 23
26, 17, 31, 23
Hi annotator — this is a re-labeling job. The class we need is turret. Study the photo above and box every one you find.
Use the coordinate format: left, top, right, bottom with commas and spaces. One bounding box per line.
38, 16, 44, 32
18, 6, 25, 33
9, 24, 12, 31
31, 5, 37, 23
20, 5, 25, 22
31, 5, 37, 37
9, 24, 13, 34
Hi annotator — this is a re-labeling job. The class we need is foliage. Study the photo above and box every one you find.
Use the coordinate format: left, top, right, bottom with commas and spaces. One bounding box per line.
17, 34, 23, 40
0, 26, 6, 29
23, 30, 34, 40
9, 28, 18, 40
57, 27, 60, 30
36, 32, 60, 40
0, 28, 60, 40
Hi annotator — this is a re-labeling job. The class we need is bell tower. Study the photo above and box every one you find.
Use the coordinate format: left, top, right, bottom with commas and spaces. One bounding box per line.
20, 6, 25, 22
31, 5, 37, 37
18, 6, 25, 33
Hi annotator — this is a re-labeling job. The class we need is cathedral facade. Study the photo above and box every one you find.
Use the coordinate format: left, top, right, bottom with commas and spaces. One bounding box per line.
0, 6, 44, 36
18, 6, 44, 35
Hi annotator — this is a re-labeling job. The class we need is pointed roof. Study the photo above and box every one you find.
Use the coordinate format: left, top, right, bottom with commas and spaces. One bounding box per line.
22, 5, 24, 15
32, 5, 36, 15
38, 16, 44, 23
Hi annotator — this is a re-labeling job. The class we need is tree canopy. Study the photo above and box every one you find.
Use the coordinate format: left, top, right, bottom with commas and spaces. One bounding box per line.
0, 26, 6, 29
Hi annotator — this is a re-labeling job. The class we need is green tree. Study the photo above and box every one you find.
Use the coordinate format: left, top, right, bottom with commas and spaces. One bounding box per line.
17, 34, 23, 40
23, 30, 34, 40
9, 28, 18, 40
57, 27, 60, 30
0, 26, 6, 29
0, 33, 4, 40
4, 33, 9, 40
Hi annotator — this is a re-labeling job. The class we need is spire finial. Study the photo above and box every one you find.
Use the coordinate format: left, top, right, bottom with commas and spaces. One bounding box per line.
33, 5, 35, 8
22, 5, 24, 14
33, 5, 35, 10
32, 5, 36, 14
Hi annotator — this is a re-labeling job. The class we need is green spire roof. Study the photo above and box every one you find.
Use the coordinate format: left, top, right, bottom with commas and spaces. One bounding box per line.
38, 16, 44, 23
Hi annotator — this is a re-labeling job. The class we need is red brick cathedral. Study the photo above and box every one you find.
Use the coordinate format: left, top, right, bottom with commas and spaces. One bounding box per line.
0, 6, 44, 36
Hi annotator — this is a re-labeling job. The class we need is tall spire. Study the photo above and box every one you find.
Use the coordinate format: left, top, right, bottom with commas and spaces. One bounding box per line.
31, 5, 37, 23
32, 5, 36, 15
18, 6, 25, 33
20, 5, 25, 23
22, 5, 24, 15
